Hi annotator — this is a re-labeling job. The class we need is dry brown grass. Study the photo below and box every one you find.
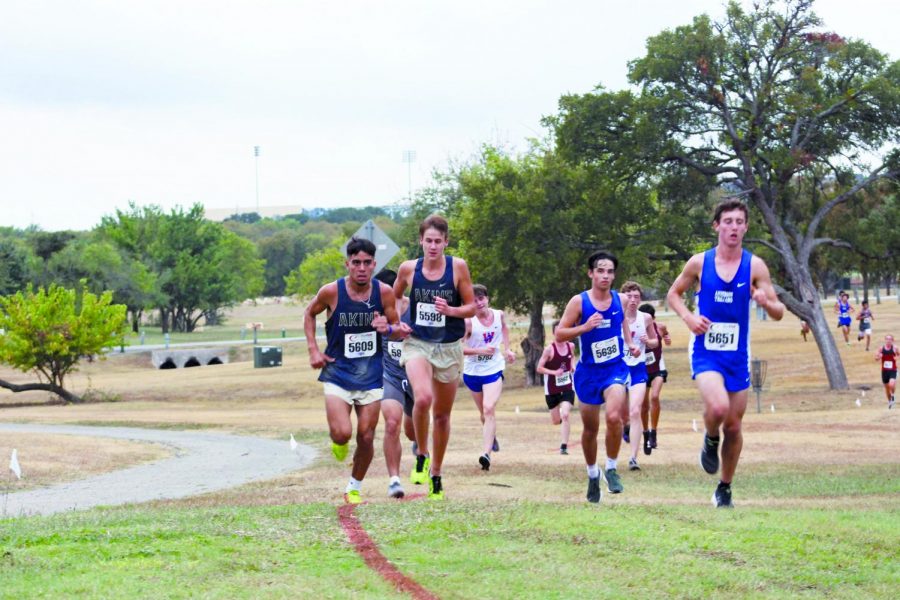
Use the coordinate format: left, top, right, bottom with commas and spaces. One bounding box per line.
1, 299, 898, 507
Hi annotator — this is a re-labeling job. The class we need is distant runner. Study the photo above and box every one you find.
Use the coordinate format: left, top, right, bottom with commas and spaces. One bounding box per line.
875, 334, 896, 409
856, 300, 874, 352
537, 320, 577, 455
834, 292, 854, 346
638, 303, 671, 455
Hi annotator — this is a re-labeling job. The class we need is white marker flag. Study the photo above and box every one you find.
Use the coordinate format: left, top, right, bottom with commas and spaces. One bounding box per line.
691, 419, 698, 432
289, 434, 298, 451
9, 449, 21, 479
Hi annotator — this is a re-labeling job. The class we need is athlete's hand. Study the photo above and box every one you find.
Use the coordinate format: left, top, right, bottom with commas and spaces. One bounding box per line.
554, 367, 565, 377
752, 289, 769, 309
628, 343, 641, 358
663, 333, 672, 346
482, 347, 498, 356
395, 322, 413, 339
684, 313, 711, 335
434, 296, 451, 315
309, 348, 335, 369
371, 311, 389, 334
639, 334, 649, 345
504, 349, 516, 363
582, 312, 603, 332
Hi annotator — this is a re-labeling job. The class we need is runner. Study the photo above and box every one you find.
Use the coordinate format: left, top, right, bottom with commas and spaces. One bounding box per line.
304, 237, 401, 504
373, 269, 417, 499
462, 284, 515, 471
556, 251, 640, 503
537, 320, 576, 455
875, 334, 896, 409
621, 282, 659, 471
834, 292, 854, 346
638, 303, 671, 455
394, 215, 476, 500
857, 300, 874, 352
667, 199, 784, 508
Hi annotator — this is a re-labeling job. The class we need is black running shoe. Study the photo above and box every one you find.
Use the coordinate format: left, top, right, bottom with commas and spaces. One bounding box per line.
643, 430, 652, 455
712, 482, 733, 508
700, 434, 720, 475
623, 424, 630, 444
586, 476, 601, 503
429, 475, 444, 500
649, 429, 658, 449
478, 453, 491, 471
560, 444, 568, 455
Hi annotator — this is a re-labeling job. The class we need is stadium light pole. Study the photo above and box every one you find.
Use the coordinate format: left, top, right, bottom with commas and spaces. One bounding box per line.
402, 150, 416, 202
254, 146, 260, 214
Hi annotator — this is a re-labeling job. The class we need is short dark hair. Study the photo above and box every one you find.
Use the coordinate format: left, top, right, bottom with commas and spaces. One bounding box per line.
841, 292, 849, 299
374, 269, 397, 287
587, 251, 618, 271
419, 214, 449, 238
346, 236, 376, 258
862, 299, 869, 306
638, 303, 656, 318
713, 199, 749, 224
472, 283, 488, 298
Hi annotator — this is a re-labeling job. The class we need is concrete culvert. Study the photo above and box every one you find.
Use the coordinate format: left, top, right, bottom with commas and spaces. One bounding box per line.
207, 357, 223, 365
184, 357, 201, 368
159, 359, 177, 370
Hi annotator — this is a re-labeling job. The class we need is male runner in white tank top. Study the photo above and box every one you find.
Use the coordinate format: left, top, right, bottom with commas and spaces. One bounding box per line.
621, 281, 658, 471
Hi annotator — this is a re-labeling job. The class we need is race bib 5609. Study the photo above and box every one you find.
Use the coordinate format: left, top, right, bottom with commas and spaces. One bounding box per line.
345, 331, 377, 358
416, 303, 445, 327
590, 337, 620, 363
704, 322, 739, 351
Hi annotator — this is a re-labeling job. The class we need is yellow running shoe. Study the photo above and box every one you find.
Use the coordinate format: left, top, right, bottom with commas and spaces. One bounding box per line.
410, 454, 430, 485
428, 475, 444, 501
344, 490, 362, 505
331, 441, 349, 462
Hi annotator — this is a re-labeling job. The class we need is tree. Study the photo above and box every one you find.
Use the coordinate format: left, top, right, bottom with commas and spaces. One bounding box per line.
0, 238, 31, 296
257, 229, 307, 296
284, 239, 346, 297
0, 285, 127, 403
553, 0, 900, 389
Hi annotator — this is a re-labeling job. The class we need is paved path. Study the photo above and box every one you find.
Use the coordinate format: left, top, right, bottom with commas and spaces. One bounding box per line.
1, 423, 317, 518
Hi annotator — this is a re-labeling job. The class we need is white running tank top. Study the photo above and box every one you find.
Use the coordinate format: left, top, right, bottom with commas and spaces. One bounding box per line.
623, 312, 647, 366
464, 309, 505, 376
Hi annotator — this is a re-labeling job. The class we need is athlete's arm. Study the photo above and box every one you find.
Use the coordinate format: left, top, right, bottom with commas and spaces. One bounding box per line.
658, 323, 672, 346
536, 345, 557, 375
500, 311, 515, 363
393, 260, 414, 300
621, 319, 640, 357
437, 258, 476, 319
304, 282, 337, 369
643, 312, 659, 349
750, 257, 785, 321
556, 295, 597, 343
667, 253, 710, 335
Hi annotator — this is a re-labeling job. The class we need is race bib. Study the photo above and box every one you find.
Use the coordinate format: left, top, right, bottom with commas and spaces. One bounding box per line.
645, 352, 656, 366
863, 318, 871, 325
387, 341, 403, 361
704, 322, 739, 351
590, 337, 620, 363
416, 302, 445, 327
345, 331, 377, 358
555, 372, 572, 387
885, 361, 894, 370
477, 353, 494, 363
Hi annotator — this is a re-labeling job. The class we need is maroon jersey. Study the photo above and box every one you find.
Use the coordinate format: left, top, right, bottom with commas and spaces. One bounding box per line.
543, 342, 574, 394
645, 322, 663, 374
881, 346, 897, 372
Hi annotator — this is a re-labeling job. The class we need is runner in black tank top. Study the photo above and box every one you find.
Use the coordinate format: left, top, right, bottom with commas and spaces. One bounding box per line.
537, 320, 576, 454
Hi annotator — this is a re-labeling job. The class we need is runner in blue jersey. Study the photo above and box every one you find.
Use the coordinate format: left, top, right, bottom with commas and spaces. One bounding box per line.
304, 237, 402, 505
834, 292, 854, 346
667, 200, 784, 508
394, 215, 476, 500
555, 251, 641, 503
373, 269, 417, 499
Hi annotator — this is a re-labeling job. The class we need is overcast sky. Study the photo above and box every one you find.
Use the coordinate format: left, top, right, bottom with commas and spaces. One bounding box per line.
2, 0, 897, 231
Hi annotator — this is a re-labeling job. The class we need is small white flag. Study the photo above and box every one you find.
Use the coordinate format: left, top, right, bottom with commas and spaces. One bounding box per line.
9, 449, 21, 479
771, 404, 775, 413
691, 419, 698, 432
862, 390, 866, 398
855, 398, 862, 407
289, 434, 298, 451
515, 405, 520, 414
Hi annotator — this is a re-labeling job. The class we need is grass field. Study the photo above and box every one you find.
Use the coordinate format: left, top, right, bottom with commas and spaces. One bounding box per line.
1, 298, 898, 597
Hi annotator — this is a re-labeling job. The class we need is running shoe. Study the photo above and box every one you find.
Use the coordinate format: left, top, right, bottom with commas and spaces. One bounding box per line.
492, 437, 500, 452
344, 490, 362, 505
388, 481, 405, 499
622, 424, 630, 444
604, 468, 623, 494
700, 433, 720, 474
649, 429, 658, 449
479, 453, 491, 471
331, 441, 349, 462
628, 457, 641, 471
410, 454, 430, 485
890, 394, 895, 410
429, 475, 444, 500
643, 430, 652, 456
586, 476, 601, 503
560, 444, 568, 455
712, 483, 733, 508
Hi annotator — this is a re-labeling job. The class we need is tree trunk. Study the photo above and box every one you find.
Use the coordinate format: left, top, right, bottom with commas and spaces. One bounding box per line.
160, 307, 170, 334
520, 297, 545, 386
0, 378, 81, 403
861, 268, 870, 302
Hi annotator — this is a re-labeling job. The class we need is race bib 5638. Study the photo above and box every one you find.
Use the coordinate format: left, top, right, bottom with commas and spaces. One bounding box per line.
704, 322, 739, 351
590, 337, 620, 363
345, 331, 377, 358
416, 303, 445, 327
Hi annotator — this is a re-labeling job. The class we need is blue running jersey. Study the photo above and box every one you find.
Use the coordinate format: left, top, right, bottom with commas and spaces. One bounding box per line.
577, 290, 626, 367
319, 278, 384, 390
689, 247, 753, 391
837, 300, 851, 327
408, 256, 465, 343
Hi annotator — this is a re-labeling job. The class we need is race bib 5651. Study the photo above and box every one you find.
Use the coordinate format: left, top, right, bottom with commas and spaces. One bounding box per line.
704, 322, 739, 351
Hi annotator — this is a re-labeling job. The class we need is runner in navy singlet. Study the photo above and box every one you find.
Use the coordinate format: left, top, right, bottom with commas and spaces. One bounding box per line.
856, 300, 874, 351
304, 237, 402, 504
667, 200, 784, 508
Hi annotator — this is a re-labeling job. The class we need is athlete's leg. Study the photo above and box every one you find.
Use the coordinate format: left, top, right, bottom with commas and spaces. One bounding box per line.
470, 389, 485, 424
350, 402, 381, 481
406, 356, 435, 455
696, 371, 730, 438
403, 413, 416, 443
580, 403, 601, 467
429, 378, 459, 477
603, 384, 627, 461
628, 383, 647, 460
325, 396, 353, 445
649, 376, 664, 430
641, 387, 650, 431
381, 399, 404, 478
479, 378, 503, 455
865, 332, 871, 352
559, 401, 573, 447
720, 388, 749, 484
841, 325, 850, 343
549, 404, 562, 425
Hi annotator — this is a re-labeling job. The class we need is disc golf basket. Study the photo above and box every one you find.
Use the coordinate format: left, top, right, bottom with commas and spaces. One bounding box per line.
752, 358, 768, 413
